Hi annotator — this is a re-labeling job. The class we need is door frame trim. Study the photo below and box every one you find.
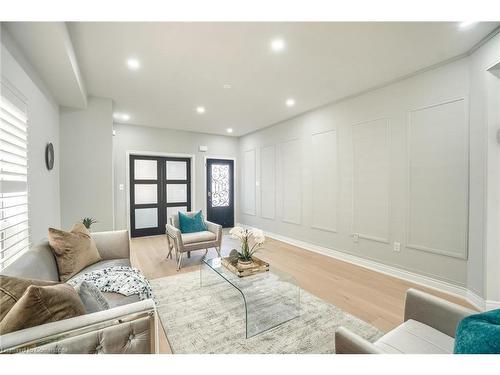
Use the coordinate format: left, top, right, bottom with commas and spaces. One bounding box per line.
125, 150, 196, 238
204, 155, 238, 226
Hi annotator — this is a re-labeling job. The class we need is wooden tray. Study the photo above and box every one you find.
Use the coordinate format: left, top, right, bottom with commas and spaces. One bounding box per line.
222, 256, 269, 278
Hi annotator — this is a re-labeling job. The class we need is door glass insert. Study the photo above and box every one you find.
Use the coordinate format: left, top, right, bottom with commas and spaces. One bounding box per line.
134, 184, 158, 204
166, 161, 187, 180
130, 155, 191, 237
134, 159, 157, 180
166, 184, 187, 203
166, 206, 188, 222
135, 208, 158, 229
211, 164, 230, 207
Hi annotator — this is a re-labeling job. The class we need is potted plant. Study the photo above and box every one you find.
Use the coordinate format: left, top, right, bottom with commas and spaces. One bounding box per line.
229, 225, 265, 268
82, 217, 98, 230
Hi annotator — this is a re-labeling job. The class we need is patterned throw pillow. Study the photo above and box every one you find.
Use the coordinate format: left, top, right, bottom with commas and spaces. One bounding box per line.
178, 211, 208, 233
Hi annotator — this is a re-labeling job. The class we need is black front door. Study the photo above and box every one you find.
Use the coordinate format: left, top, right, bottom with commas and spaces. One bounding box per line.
206, 158, 234, 228
130, 155, 191, 237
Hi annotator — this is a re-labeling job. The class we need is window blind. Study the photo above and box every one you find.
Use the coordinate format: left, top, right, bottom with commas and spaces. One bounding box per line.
0, 82, 29, 270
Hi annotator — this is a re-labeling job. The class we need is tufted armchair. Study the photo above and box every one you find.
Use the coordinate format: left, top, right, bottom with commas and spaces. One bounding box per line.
165, 211, 222, 270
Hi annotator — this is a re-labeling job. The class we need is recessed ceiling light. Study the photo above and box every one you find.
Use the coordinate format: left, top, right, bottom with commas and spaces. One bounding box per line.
223, 84, 232, 89
113, 112, 130, 122
459, 21, 478, 29
270, 38, 286, 52
285, 98, 295, 107
226, 128, 233, 133
196, 106, 206, 114
126, 58, 140, 70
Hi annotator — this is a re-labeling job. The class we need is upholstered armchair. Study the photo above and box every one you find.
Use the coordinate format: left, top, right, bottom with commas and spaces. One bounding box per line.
335, 288, 476, 354
165, 212, 222, 270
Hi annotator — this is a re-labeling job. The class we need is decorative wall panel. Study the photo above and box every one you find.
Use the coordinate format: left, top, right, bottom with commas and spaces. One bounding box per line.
352, 119, 390, 243
407, 98, 468, 259
311, 130, 338, 232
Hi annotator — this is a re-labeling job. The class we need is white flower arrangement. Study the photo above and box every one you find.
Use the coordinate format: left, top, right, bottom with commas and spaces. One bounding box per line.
229, 225, 266, 261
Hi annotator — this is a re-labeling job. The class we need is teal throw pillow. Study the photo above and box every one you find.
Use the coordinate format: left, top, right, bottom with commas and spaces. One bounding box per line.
178, 211, 207, 234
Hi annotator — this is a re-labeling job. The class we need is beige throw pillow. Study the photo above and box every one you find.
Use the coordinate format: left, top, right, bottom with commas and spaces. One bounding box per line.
0, 275, 57, 321
48, 223, 102, 282
0, 283, 86, 335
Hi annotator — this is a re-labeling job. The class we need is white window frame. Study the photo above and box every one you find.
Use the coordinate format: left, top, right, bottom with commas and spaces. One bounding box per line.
0, 80, 30, 270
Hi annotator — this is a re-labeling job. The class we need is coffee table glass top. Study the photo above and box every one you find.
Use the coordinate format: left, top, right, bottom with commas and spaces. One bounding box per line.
201, 257, 300, 338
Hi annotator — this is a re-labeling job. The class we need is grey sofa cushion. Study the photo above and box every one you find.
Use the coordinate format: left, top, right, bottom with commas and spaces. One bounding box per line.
374, 319, 455, 354
0, 242, 59, 282
103, 292, 141, 308
181, 231, 216, 244
74, 281, 110, 313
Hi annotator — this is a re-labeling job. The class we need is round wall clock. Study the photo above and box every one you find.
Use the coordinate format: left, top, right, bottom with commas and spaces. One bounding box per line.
45, 142, 54, 170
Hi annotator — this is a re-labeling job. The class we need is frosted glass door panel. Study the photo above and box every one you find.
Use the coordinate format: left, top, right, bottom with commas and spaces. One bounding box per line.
167, 184, 187, 203
135, 208, 158, 229
134, 160, 157, 180
167, 161, 187, 180
134, 184, 158, 204
167, 206, 188, 221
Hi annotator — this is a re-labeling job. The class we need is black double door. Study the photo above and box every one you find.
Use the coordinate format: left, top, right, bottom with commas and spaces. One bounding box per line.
130, 155, 191, 237
206, 158, 234, 228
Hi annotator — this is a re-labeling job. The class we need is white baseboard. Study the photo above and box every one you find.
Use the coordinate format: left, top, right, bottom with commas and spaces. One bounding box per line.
486, 300, 500, 310
247, 227, 499, 311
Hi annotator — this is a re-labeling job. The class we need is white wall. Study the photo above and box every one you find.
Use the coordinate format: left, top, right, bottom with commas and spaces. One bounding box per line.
113, 124, 239, 231
239, 58, 473, 287
1, 34, 61, 243
59, 97, 114, 231
468, 31, 500, 303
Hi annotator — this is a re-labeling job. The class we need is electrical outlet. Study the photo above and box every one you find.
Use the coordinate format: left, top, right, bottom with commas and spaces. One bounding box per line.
394, 241, 401, 252
119, 184, 124, 191
352, 233, 359, 243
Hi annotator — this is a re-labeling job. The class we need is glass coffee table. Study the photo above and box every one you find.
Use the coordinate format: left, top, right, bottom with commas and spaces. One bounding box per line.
200, 257, 300, 338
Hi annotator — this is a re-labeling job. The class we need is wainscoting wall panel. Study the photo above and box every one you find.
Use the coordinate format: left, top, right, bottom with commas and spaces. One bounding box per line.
352, 119, 390, 243
260, 145, 276, 220
280, 139, 302, 224
407, 98, 468, 259
311, 130, 338, 232
243, 148, 256, 216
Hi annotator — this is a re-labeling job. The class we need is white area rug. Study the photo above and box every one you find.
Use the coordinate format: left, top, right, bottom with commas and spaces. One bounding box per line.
150, 270, 383, 353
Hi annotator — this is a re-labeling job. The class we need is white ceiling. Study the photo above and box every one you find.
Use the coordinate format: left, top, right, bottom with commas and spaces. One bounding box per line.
3, 22, 87, 109
37, 23, 500, 135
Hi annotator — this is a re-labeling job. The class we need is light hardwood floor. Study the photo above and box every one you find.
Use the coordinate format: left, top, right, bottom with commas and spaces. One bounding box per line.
130, 234, 476, 354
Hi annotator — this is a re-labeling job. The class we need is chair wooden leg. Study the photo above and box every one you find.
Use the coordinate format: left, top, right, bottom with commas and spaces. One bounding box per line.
167, 246, 172, 259
177, 252, 183, 271
216, 247, 221, 257
188, 251, 191, 259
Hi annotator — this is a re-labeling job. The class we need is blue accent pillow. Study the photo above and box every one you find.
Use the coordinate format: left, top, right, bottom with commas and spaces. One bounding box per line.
454, 309, 500, 354
178, 211, 207, 234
